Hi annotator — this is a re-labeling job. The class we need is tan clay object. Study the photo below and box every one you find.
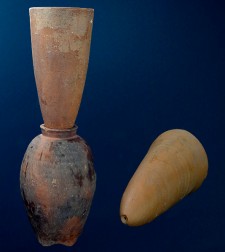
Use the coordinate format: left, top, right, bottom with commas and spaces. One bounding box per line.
20, 7, 96, 246
120, 129, 208, 226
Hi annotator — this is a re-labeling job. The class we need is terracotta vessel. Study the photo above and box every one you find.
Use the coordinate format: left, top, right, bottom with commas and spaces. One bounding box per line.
20, 7, 96, 247
30, 7, 94, 129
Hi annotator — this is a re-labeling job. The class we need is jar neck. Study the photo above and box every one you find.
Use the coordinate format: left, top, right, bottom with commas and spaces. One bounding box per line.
40, 124, 77, 139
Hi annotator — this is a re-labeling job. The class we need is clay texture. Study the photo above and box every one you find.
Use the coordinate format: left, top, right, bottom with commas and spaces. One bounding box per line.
20, 7, 96, 246
120, 129, 208, 226
30, 7, 94, 129
20, 126, 96, 246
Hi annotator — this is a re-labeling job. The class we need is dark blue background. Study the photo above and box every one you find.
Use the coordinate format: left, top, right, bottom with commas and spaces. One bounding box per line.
0, 0, 224, 251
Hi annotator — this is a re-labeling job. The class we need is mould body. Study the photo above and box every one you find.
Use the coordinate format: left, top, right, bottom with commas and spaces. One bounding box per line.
30, 7, 94, 129
120, 129, 208, 226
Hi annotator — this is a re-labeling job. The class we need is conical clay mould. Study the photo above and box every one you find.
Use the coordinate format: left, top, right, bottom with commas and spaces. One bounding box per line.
120, 129, 208, 226
30, 7, 94, 129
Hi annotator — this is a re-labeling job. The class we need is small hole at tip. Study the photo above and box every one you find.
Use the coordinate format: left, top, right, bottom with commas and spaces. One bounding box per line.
121, 215, 128, 224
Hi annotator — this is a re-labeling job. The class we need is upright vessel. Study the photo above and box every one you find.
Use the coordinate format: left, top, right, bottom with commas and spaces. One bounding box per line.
20, 7, 96, 246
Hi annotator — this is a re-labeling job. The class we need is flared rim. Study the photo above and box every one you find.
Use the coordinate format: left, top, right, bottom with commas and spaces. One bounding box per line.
29, 7, 94, 11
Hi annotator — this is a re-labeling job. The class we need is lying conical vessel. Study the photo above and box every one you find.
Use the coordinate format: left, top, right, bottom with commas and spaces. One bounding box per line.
120, 129, 208, 226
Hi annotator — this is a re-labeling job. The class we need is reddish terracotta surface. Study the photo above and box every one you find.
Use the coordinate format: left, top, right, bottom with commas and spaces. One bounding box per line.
20, 125, 96, 246
30, 7, 94, 129
20, 7, 96, 246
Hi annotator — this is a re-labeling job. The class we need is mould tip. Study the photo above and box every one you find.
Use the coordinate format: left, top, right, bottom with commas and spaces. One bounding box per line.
121, 215, 128, 225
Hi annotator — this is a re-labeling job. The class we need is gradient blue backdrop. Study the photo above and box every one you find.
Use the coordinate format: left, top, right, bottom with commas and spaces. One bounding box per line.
0, 0, 224, 251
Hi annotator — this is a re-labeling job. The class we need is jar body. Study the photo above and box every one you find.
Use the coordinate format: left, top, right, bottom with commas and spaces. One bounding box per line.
20, 131, 96, 246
